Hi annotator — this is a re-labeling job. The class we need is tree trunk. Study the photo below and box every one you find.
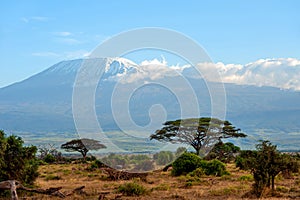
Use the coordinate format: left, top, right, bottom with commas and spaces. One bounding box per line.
81, 150, 88, 160
267, 176, 271, 188
196, 147, 201, 156
10, 181, 18, 200
271, 175, 275, 191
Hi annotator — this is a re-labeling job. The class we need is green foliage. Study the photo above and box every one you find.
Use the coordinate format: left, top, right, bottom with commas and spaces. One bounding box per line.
117, 182, 147, 196
188, 167, 205, 177
0, 130, 39, 185
153, 151, 175, 165
236, 140, 299, 197
171, 152, 202, 176
235, 150, 257, 170
238, 174, 253, 181
150, 118, 246, 155
88, 159, 106, 170
203, 159, 230, 176
172, 152, 229, 177
205, 142, 240, 163
43, 154, 56, 163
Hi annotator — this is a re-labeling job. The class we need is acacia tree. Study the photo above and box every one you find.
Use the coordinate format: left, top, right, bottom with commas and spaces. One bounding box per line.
61, 138, 106, 159
150, 118, 246, 155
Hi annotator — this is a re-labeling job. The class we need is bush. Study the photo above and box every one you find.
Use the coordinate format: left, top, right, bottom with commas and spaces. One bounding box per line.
0, 130, 39, 185
203, 159, 229, 176
238, 174, 253, 181
43, 154, 56, 163
117, 182, 147, 196
88, 159, 106, 170
171, 152, 202, 176
172, 152, 229, 177
235, 150, 257, 170
153, 151, 174, 165
188, 167, 205, 178
205, 142, 240, 163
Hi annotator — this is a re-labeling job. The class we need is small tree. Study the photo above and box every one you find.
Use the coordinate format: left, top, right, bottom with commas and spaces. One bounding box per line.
39, 144, 62, 163
150, 118, 246, 155
205, 142, 240, 163
236, 140, 299, 197
0, 130, 39, 185
61, 138, 106, 159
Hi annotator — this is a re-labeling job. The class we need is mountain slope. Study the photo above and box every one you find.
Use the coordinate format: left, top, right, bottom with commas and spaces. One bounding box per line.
0, 58, 299, 150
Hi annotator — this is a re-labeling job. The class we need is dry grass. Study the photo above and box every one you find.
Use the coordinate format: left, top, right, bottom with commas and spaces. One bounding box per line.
13, 162, 300, 200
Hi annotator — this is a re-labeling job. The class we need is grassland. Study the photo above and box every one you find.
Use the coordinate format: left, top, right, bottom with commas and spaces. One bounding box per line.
12, 162, 300, 199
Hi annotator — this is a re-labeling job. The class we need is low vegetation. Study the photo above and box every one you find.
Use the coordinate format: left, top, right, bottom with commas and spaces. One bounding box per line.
0, 125, 299, 199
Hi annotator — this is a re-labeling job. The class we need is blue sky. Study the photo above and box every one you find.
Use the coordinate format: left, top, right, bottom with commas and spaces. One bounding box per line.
0, 0, 300, 87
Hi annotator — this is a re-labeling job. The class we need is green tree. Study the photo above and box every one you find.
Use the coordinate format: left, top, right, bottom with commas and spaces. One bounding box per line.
236, 140, 299, 197
61, 138, 106, 159
150, 118, 246, 155
0, 130, 39, 185
205, 142, 240, 163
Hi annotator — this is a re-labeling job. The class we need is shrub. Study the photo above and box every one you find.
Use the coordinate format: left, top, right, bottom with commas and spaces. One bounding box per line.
203, 159, 229, 176
117, 182, 147, 196
43, 154, 56, 163
88, 159, 106, 170
171, 152, 202, 176
238, 174, 253, 181
205, 142, 240, 163
0, 130, 39, 185
188, 167, 205, 178
235, 150, 257, 170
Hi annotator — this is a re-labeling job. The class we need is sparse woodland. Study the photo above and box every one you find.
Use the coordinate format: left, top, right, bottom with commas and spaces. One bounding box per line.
0, 118, 299, 199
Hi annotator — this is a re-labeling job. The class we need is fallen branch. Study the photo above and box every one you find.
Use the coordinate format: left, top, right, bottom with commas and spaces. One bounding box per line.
0, 180, 86, 199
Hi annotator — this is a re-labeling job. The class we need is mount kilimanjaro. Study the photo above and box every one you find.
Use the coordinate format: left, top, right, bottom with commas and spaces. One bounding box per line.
0, 58, 299, 150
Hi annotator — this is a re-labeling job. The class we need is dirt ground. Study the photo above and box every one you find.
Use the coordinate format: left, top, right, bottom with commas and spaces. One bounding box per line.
12, 162, 300, 200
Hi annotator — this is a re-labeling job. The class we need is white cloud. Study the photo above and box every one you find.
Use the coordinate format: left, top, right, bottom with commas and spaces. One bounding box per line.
105, 58, 188, 84
56, 38, 81, 45
104, 57, 300, 91
53, 31, 72, 36
32, 50, 90, 59
21, 16, 50, 23
32, 52, 59, 57
196, 58, 300, 91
